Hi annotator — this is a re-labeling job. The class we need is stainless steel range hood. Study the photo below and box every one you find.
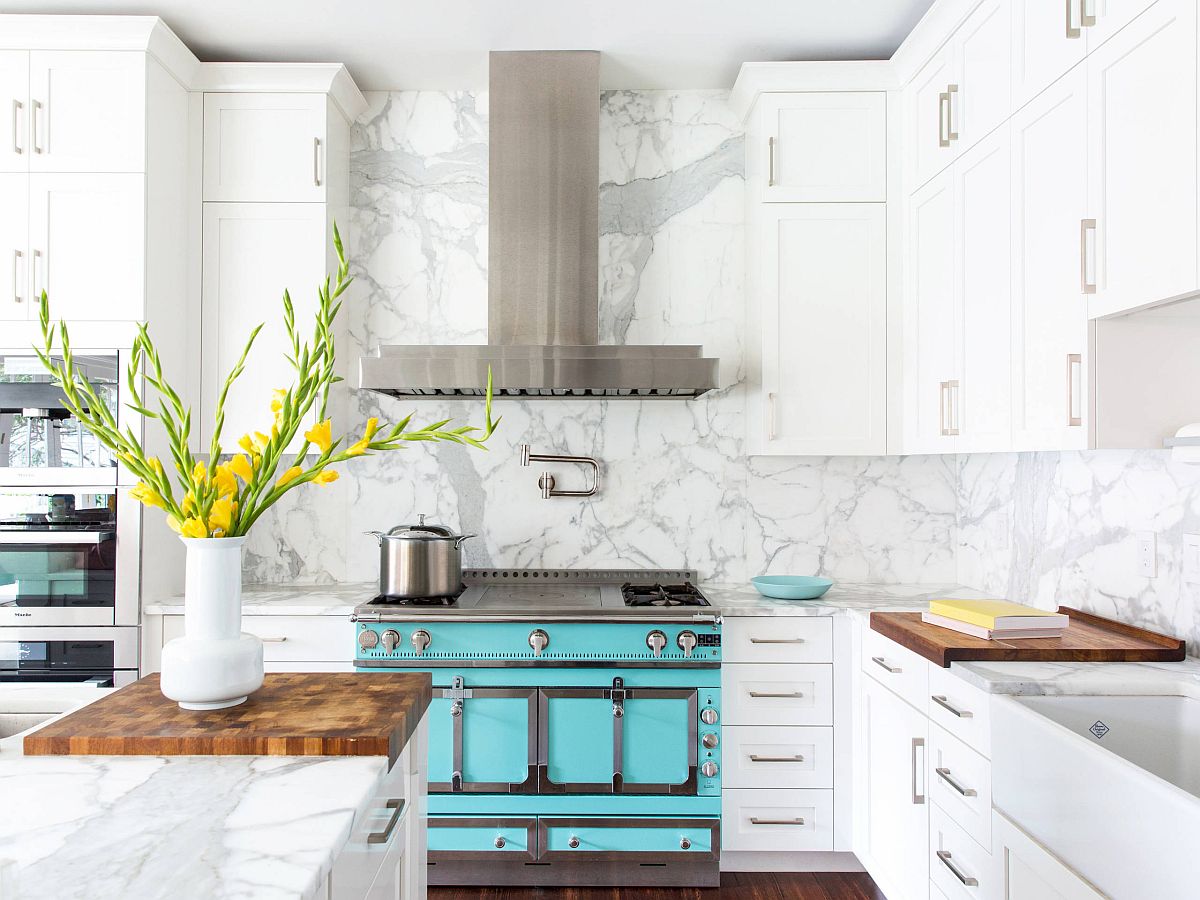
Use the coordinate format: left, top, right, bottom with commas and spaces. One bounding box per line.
357, 51, 719, 400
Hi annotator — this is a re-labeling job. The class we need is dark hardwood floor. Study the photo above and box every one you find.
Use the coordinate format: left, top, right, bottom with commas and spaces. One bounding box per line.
429, 872, 886, 900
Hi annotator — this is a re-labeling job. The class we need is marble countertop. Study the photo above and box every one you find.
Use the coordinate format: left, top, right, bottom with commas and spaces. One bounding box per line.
949, 656, 1200, 696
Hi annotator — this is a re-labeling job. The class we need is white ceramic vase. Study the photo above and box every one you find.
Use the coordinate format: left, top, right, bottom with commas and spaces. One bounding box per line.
160, 536, 264, 710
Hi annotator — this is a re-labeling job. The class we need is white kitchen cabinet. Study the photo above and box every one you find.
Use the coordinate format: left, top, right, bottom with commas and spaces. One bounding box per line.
1011, 0, 1088, 108
27, 51, 146, 173
952, 0, 1011, 152
903, 168, 958, 454
204, 92, 337, 202
28, 173, 145, 322
1085, 0, 1198, 318
721, 788, 834, 852
1010, 66, 1089, 451
751, 203, 886, 455
929, 802, 992, 899
0, 51, 28, 172
756, 92, 886, 202
200, 202, 331, 451
992, 810, 1105, 900
0, 173, 26, 320
722, 726, 834, 790
859, 675, 928, 900
1085, 0, 1163, 50
955, 125, 1011, 453
909, 45, 958, 190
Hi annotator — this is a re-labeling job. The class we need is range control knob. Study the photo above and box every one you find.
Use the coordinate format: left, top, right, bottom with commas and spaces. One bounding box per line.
380, 630, 401, 653
677, 630, 697, 657
701, 761, 719, 778
411, 630, 431, 656
646, 630, 667, 657
529, 629, 550, 657
358, 629, 379, 650
700, 707, 719, 725
702, 732, 719, 749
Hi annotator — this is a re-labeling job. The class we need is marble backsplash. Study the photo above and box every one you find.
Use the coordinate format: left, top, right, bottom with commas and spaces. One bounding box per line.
242, 89, 958, 586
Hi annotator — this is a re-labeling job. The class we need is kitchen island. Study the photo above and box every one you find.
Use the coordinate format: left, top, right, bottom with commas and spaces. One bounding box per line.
0, 674, 431, 900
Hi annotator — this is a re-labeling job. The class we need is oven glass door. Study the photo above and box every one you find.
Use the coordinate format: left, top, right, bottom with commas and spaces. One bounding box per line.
0, 351, 119, 484
539, 684, 697, 794
429, 680, 538, 793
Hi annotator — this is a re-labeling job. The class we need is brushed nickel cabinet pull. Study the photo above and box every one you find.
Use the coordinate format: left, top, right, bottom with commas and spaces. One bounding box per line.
871, 656, 902, 674
313, 137, 322, 187
259, 636, 289, 643
1080, 0, 1096, 28
750, 816, 805, 826
912, 737, 926, 805
767, 136, 777, 187
932, 694, 973, 718
946, 380, 960, 436
1066, 353, 1082, 427
748, 690, 803, 699
937, 849, 979, 887
946, 84, 959, 143
767, 391, 777, 441
935, 766, 978, 797
749, 754, 805, 763
938, 91, 950, 148
32, 248, 43, 297
12, 249, 22, 304
30, 98, 42, 154
367, 798, 405, 844
12, 99, 22, 154
939, 381, 948, 436
1066, 0, 1081, 38
1080, 218, 1097, 294
749, 637, 805, 645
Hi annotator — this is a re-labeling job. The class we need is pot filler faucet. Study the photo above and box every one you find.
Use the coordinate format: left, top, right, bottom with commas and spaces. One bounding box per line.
519, 443, 600, 499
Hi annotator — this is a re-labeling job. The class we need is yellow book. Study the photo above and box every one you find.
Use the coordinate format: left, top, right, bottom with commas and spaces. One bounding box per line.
928, 598, 1067, 631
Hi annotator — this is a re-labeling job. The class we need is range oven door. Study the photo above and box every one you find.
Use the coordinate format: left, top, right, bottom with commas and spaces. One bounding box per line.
539, 681, 697, 795
429, 677, 538, 793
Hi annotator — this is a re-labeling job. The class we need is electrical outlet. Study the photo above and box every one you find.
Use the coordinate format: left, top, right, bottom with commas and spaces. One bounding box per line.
1184, 534, 1200, 585
1137, 531, 1157, 578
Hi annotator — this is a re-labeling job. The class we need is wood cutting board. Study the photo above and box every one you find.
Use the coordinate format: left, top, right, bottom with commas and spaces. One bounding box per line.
23, 672, 431, 769
871, 606, 1186, 667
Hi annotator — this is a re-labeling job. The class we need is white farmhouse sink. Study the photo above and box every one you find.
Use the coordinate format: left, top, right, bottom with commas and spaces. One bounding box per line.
992, 692, 1200, 899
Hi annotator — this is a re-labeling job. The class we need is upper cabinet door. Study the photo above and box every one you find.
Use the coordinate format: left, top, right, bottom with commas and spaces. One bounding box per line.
909, 45, 958, 191
28, 52, 145, 174
28, 173, 146, 322
1085, 0, 1162, 50
955, 125, 1012, 453
1010, 67, 1089, 451
903, 168, 958, 454
0, 51, 29, 173
203, 93, 328, 202
759, 203, 886, 456
1011, 0, 1088, 108
0, 174, 29, 320
759, 92, 886, 202
953, 0, 1012, 151
1086, 0, 1198, 318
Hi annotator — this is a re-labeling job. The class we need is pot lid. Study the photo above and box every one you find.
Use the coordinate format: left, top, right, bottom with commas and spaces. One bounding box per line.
385, 514, 459, 540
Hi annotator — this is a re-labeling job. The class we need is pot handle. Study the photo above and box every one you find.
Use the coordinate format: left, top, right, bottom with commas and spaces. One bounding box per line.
454, 533, 477, 548
364, 530, 384, 545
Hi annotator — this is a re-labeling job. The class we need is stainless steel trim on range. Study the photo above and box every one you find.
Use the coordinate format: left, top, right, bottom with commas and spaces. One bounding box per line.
536, 818, 720, 863
434, 680, 539, 795
427, 818, 539, 862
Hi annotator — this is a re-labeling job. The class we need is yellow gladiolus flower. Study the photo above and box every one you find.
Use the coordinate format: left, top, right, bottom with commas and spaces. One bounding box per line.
314, 468, 339, 485
276, 465, 303, 487
271, 388, 287, 414
214, 464, 238, 499
147, 456, 164, 476
167, 516, 182, 535
182, 490, 197, 516
346, 438, 370, 457
192, 461, 207, 484
207, 497, 237, 535
229, 454, 255, 483
363, 417, 380, 441
130, 481, 166, 510
180, 517, 208, 539
254, 431, 271, 451
304, 419, 333, 454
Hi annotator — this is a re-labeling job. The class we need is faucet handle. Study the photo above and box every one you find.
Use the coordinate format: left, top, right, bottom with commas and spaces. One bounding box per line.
537, 472, 556, 500
519, 444, 531, 467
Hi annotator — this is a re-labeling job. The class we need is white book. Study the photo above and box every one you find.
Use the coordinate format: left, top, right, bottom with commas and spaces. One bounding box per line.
922, 612, 1067, 641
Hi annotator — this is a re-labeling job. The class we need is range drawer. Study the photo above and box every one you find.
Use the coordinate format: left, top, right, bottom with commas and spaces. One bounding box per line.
428, 817, 537, 861
722, 663, 833, 726
539, 818, 718, 860
721, 788, 833, 851
930, 802, 992, 900
162, 614, 352, 662
927, 663, 992, 758
928, 722, 992, 851
861, 624, 929, 710
722, 617, 833, 663
722, 725, 833, 789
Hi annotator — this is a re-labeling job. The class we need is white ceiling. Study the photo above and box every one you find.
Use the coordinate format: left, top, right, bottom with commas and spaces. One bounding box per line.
7, 0, 935, 90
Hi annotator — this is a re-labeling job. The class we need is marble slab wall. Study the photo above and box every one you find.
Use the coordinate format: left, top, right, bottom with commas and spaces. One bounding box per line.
956, 451, 1200, 654
242, 89, 958, 586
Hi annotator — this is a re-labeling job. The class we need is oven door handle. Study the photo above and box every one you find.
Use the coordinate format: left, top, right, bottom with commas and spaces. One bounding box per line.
0, 531, 115, 545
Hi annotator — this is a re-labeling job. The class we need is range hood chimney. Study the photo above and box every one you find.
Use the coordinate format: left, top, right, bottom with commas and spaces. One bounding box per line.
357, 51, 719, 400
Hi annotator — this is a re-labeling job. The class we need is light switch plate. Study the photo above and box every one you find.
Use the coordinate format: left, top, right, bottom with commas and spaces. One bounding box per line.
1137, 531, 1157, 578
1184, 534, 1200, 585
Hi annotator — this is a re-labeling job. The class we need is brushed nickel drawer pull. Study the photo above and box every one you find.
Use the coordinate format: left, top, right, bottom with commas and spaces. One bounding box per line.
12, 249, 22, 304
871, 655, 901, 674
1066, 353, 1082, 426
937, 849, 979, 887
767, 136, 777, 187
1080, 218, 1097, 294
935, 766, 978, 797
912, 737, 925, 805
938, 91, 950, 148
259, 636, 289, 643
367, 798, 405, 844
749, 754, 805, 763
313, 137, 322, 187
748, 690, 803, 699
749, 637, 805, 645
1066, 0, 1081, 38
945, 84, 959, 142
1080, 0, 1096, 28
750, 816, 805, 826
932, 694, 973, 718
494, 836, 506, 849
767, 391, 777, 441
12, 99, 22, 154
30, 99, 42, 154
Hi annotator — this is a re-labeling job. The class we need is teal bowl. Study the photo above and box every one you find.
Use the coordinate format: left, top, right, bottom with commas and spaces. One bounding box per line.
751, 575, 835, 601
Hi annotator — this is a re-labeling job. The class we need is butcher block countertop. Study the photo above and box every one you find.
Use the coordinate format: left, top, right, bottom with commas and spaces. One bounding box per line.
23, 671, 432, 769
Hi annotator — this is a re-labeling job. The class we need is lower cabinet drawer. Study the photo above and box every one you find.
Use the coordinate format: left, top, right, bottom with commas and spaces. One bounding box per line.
722, 663, 834, 726
721, 788, 833, 852
539, 818, 719, 860
162, 614, 352, 662
927, 663, 992, 758
929, 722, 992, 851
930, 803, 992, 900
428, 817, 537, 861
723, 725, 833, 789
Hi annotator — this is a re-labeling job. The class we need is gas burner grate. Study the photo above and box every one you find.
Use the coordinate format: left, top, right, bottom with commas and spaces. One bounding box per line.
369, 585, 466, 607
621, 582, 709, 607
